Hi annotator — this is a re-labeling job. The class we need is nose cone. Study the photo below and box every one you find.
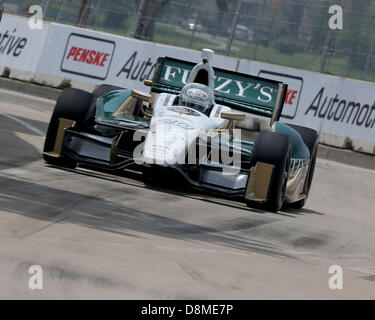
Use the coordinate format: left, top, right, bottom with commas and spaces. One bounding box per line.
142, 148, 178, 166
141, 126, 188, 166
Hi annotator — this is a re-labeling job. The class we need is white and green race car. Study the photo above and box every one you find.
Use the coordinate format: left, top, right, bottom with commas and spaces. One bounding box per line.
43, 49, 318, 212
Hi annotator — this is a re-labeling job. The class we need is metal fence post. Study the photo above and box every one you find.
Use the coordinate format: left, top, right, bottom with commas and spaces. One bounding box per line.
77, 0, 92, 27
132, 0, 147, 38
188, 0, 202, 48
56, 0, 65, 22
320, 29, 331, 73
362, 38, 374, 80
44, 0, 51, 18
225, 0, 243, 56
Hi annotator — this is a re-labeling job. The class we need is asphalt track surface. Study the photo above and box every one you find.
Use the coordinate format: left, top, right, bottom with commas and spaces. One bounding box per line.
0, 88, 374, 299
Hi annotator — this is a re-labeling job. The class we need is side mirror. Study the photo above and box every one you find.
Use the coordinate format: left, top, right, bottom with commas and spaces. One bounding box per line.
131, 89, 152, 103
144, 79, 153, 87
131, 90, 153, 117
220, 112, 246, 121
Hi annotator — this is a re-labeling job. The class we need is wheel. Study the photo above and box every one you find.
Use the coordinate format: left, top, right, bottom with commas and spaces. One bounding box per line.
286, 124, 319, 209
93, 84, 125, 99
246, 131, 291, 212
43, 88, 95, 168
288, 147, 317, 209
286, 124, 318, 159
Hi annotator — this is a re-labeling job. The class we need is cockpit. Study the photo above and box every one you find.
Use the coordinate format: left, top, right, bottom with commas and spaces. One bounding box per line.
172, 49, 216, 116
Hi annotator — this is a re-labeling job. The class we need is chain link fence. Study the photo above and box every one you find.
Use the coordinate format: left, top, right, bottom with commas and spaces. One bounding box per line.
4, 0, 375, 82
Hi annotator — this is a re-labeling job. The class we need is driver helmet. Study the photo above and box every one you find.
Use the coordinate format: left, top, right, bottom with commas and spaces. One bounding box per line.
179, 83, 214, 114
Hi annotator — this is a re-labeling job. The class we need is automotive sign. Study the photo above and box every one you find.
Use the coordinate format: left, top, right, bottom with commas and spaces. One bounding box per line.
61, 33, 115, 80
0, 14, 49, 74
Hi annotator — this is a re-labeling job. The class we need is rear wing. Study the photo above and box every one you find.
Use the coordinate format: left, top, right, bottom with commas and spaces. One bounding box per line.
150, 57, 287, 123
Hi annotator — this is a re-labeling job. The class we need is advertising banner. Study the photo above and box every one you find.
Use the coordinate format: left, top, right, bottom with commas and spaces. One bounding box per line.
37, 23, 238, 92
0, 14, 49, 74
238, 60, 375, 144
61, 33, 116, 80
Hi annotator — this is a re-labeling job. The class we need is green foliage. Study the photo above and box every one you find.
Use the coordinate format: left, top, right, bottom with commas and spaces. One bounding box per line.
13, 0, 375, 82
154, 23, 218, 49
103, 10, 128, 29
273, 36, 296, 55
216, 0, 230, 12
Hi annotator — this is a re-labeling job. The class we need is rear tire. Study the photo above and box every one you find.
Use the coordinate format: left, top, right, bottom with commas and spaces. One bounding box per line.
246, 131, 291, 212
286, 124, 319, 209
43, 88, 94, 168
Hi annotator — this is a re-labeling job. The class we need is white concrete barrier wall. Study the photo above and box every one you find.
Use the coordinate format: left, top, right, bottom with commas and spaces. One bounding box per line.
238, 60, 375, 153
1, 14, 374, 154
35, 21, 239, 92
0, 14, 49, 80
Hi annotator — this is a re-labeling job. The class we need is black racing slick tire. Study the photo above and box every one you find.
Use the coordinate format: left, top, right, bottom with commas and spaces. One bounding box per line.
93, 84, 125, 99
286, 124, 319, 209
246, 131, 291, 212
287, 124, 319, 160
43, 88, 95, 168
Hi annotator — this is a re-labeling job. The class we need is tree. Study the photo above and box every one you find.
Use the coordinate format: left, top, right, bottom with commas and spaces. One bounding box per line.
76, 0, 92, 27
341, 0, 372, 71
103, 0, 130, 30
133, 0, 169, 40
279, 0, 305, 39
216, 0, 230, 12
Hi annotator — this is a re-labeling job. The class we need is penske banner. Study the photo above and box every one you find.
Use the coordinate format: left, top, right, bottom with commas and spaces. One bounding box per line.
61, 33, 116, 80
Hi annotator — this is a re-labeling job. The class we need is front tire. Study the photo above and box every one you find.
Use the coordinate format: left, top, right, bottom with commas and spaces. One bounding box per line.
246, 131, 291, 212
286, 124, 319, 209
93, 84, 125, 99
43, 88, 94, 168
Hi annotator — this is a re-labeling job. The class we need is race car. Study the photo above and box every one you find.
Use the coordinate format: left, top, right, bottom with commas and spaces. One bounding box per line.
43, 49, 318, 212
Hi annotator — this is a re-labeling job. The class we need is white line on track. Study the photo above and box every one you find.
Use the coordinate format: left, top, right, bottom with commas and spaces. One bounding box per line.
0, 111, 46, 138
